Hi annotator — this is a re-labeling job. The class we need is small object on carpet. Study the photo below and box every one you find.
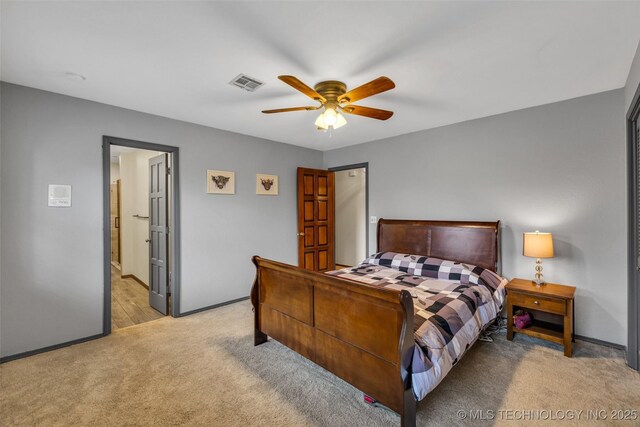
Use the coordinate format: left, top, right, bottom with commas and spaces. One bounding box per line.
364, 394, 394, 413
479, 317, 508, 342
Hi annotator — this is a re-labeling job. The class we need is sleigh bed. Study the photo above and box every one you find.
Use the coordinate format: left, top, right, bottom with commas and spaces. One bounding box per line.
251, 219, 504, 427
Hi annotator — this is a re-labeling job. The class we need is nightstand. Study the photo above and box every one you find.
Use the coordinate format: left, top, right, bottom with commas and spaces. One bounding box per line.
506, 278, 576, 357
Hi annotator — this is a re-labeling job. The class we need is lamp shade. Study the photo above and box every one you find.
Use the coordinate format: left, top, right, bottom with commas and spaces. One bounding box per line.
523, 231, 554, 258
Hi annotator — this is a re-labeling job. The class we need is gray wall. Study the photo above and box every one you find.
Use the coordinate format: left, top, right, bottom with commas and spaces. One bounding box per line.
626, 41, 640, 112
0, 83, 322, 358
324, 89, 627, 345
0, 80, 632, 356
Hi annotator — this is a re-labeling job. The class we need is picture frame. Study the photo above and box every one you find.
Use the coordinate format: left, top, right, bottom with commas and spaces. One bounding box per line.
256, 173, 278, 195
207, 170, 235, 195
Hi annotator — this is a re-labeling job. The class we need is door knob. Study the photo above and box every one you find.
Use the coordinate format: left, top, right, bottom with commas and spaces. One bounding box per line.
145, 239, 151, 243
297, 232, 305, 236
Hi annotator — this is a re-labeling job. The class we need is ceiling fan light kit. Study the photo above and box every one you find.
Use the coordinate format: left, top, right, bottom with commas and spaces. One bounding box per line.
262, 75, 395, 132
315, 107, 347, 131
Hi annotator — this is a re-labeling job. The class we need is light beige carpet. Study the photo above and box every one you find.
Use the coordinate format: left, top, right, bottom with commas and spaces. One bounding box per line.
1, 300, 639, 426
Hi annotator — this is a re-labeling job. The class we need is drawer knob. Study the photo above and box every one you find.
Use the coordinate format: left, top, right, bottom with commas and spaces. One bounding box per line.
534, 300, 540, 305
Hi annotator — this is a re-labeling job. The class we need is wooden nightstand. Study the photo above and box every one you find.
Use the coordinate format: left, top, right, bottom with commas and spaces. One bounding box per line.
506, 278, 576, 357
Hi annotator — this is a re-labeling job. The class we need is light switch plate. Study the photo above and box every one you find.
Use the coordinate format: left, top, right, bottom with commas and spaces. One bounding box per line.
370, 216, 377, 224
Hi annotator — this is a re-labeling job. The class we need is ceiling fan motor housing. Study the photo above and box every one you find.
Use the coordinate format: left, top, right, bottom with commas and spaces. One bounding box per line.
314, 80, 347, 107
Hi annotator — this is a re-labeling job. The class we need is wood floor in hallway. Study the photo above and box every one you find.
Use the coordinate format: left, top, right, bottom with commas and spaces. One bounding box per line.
111, 266, 164, 330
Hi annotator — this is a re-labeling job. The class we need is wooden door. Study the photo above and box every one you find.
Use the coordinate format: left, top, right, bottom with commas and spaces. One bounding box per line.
149, 153, 169, 315
297, 167, 335, 272
110, 181, 121, 264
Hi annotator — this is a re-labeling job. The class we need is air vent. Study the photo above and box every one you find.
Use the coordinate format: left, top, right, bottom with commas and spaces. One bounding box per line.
229, 74, 264, 92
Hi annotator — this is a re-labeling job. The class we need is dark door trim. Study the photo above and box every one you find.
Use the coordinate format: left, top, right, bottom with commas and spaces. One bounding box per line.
329, 162, 370, 263
102, 136, 181, 335
627, 83, 640, 371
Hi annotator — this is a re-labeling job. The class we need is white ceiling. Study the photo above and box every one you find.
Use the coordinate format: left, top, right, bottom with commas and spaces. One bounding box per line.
2, 1, 640, 151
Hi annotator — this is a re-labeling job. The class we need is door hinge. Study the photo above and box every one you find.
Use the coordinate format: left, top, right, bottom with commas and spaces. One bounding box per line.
167, 167, 171, 175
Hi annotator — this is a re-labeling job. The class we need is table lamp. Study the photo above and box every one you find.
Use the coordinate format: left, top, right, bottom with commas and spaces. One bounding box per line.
523, 231, 554, 287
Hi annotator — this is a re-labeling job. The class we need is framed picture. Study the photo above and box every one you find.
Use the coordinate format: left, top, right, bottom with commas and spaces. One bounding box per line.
256, 173, 278, 195
207, 170, 235, 194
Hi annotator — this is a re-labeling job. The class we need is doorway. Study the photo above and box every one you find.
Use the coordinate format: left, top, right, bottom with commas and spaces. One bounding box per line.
628, 85, 640, 371
330, 163, 368, 268
103, 136, 181, 335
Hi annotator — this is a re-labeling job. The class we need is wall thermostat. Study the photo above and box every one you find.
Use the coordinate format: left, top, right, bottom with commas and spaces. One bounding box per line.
48, 184, 72, 207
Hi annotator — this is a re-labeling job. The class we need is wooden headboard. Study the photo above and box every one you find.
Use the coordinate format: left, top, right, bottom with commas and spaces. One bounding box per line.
376, 219, 501, 272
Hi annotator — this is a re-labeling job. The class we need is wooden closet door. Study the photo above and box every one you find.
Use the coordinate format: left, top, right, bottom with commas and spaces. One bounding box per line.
297, 167, 335, 272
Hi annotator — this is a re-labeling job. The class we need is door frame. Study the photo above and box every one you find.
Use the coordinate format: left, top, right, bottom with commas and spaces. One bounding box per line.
329, 162, 369, 263
102, 136, 181, 335
627, 82, 640, 371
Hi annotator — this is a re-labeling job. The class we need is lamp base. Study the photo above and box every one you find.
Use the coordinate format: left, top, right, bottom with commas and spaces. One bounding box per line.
532, 278, 546, 287
533, 258, 545, 287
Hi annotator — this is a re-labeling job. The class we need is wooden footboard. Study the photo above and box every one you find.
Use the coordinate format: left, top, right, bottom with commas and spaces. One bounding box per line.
251, 256, 416, 427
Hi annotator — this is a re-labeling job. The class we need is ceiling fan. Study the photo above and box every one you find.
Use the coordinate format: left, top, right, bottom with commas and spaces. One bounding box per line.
262, 75, 395, 131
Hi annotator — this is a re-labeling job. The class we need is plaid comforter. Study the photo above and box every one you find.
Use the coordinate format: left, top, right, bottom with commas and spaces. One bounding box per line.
326, 252, 507, 401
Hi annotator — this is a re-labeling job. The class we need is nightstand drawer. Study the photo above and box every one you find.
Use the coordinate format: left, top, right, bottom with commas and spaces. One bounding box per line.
509, 292, 566, 315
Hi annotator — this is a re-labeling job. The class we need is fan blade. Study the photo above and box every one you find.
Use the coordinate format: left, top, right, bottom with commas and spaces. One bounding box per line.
262, 106, 320, 114
340, 105, 394, 120
278, 75, 326, 103
338, 76, 395, 104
